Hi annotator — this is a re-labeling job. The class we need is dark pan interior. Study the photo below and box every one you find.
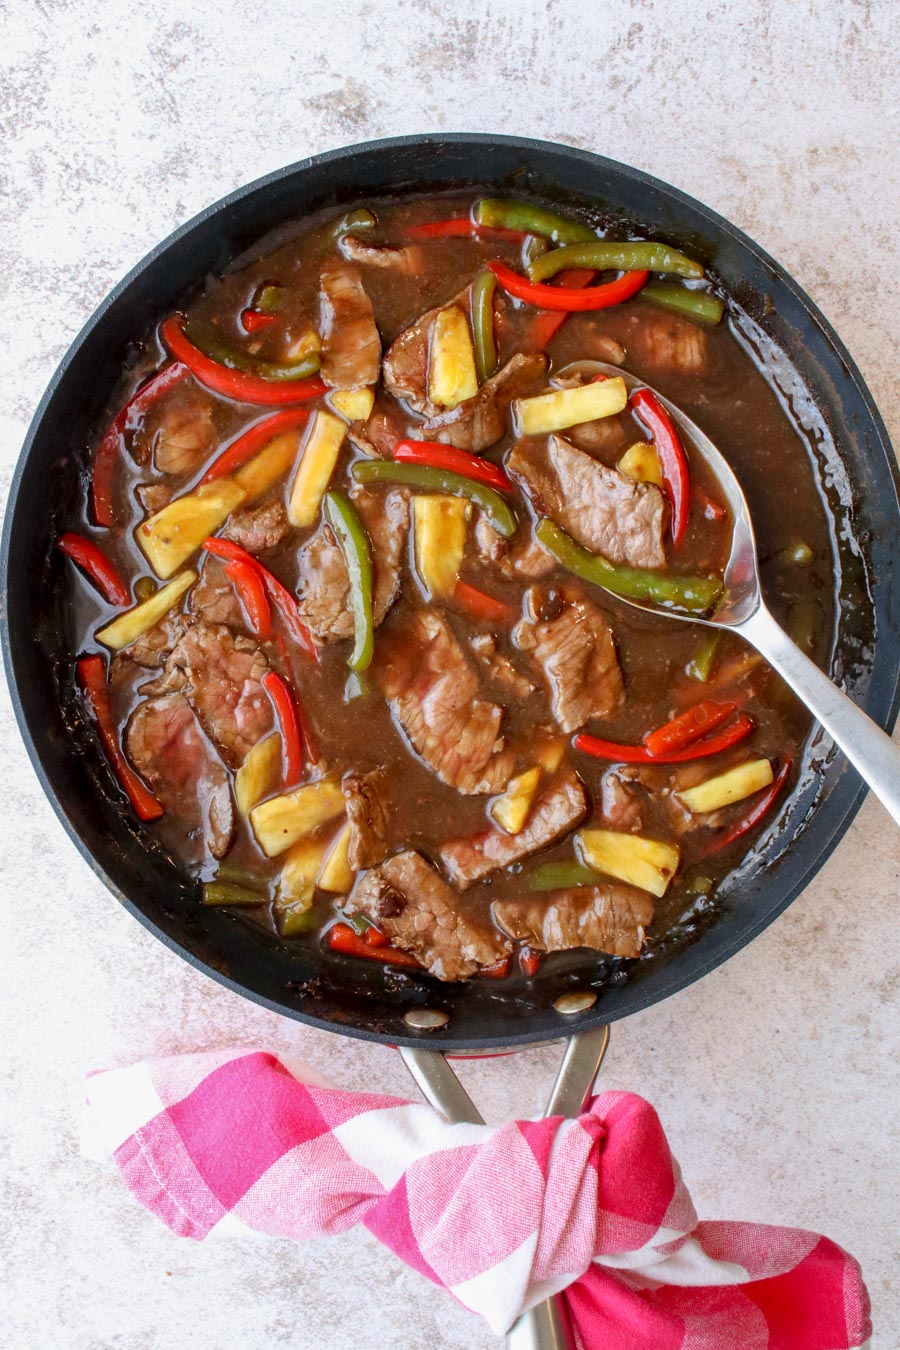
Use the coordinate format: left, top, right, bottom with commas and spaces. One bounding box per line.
3, 134, 898, 1050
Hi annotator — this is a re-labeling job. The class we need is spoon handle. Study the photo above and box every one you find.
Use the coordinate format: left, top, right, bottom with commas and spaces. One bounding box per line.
741, 603, 900, 826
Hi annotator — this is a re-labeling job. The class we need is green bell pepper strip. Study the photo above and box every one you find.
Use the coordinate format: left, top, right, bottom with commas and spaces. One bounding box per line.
202, 881, 267, 907
536, 519, 723, 613
474, 198, 597, 244
639, 281, 724, 326
351, 460, 518, 538
527, 859, 603, 891
324, 206, 377, 241
470, 270, 498, 383
184, 324, 321, 383
254, 284, 286, 313
323, 490, 375, 672
686, 629, 722, 682
529, 241, 704, 283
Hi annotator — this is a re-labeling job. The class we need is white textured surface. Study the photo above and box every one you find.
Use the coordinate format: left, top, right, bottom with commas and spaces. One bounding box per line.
1, 3, 898, 1347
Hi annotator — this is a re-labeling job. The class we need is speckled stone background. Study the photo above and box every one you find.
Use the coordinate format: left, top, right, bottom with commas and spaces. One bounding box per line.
1, 2, 898, 1347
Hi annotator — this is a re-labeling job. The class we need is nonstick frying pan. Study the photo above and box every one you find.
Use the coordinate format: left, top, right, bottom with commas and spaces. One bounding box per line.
3, 134, 898, 1061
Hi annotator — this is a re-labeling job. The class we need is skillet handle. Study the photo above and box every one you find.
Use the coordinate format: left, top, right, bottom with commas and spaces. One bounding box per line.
399, 1025, 610, 1350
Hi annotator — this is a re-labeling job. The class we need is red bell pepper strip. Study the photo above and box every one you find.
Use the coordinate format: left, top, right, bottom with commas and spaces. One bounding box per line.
630, 388, 691, 549
481, 956, 512, 979
453, 580, 517, 624
701, 756, 792, 856
240, 308, 278, 333
643, 700, 738, 758
697, 488, 726, 522
58, 533, 130, 606
201, 408, 310, 483
160, 316, 327, 406
528, 269, 597, 348
574, 713, 754, 764
393, 439, 512, 493
262, 670, 304, 786
407, 217, 526, 241
364, 925, 390, 948
77, 654, 163, 821
326, 922, 422, 969
488, 260, 649, 312
225, 558, 272, 640
91, 362, 190, 527
202, 537, 318, 661
275, 633, 320, 765
520, 948, 542, 977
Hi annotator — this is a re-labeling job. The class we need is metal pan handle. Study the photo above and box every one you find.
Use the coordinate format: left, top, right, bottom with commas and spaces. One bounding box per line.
400, 1026, 610, 1349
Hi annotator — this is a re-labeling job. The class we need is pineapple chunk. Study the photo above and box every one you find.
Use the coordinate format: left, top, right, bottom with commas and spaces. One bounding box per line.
275, 835, 331, 936
428, 305, 478, 409
328, 387, 375, 423
317, 821, 355, 893
249, 778, 345, 858
287, 411, 346, 528
576, 828, 680, 898
285, 329, 321, 359
95, 569, 196, 651
413, 495, 469, 599
490, 767, 542, 835
234, 734, 282, 817
137, 480, 246, 578
617, 441, 663, 487
511, 376, 627, 437
676, 759, 774, 814
233, 429, 305, 502
534, 735, 565, 773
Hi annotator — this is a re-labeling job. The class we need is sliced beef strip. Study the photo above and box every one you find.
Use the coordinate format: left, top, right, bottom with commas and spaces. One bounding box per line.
440, 766, 588, 890
135, 482, 173, 514
475, 516, 556, 579
339, 235, 425, 275
347, 405, 403, 459
134, 384, 217, 476
318, 260, 382, 390
374, 609, 515, 795
509, 435, 668, 570
566, 413, 633, 456
493, 884, 654, 959
189, 555, 243, 628
623, 309, 711, 377
600, 769, 645, 833
162, 620, 273, 765
469, 634, 535, 698
382, 286, 471, 415
296, 487, 409, 643
125, 694, 235, 859
514, 585, 624, 733
421, 352, 548, 453
347, 851, 512, 981
342, 767, 392, 870
222, 500, 289, 554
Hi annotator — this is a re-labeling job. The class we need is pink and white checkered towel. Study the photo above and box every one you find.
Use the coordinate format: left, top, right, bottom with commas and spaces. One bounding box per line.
84, 1048, 870, 1347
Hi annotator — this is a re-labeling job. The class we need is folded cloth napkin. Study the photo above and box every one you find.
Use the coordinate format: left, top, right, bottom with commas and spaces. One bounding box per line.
84, 1048, 871, 1347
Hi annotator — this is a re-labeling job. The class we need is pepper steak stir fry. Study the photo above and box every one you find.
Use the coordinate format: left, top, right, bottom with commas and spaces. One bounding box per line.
65, 194, 831, 984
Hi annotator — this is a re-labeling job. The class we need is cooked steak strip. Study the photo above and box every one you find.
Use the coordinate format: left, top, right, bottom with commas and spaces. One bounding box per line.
625, 310, 710, 377
475, 516, 556, 580
508, 434, 668, 570
222, 500, 289, 554
469, 634, 535, 698
339, 236, 425, 275
347, 406, 403, 459
421, 352, 547, 453
189, 556, 243, 628
125, 694, 234, 859
439, 766, 588, 889
296, 487, 408, 643
319, 260, 382, 390
348, 851, 512, 981
514, 585, 624, 733
493, 884, 654, 959
135, 482, 173, 514
342, 767, 392, 870
162, 620, 273, 765
137, 384, 216, 476
600, 769, 645, 833
382, 286, 470, 415
374, 610, 515, 795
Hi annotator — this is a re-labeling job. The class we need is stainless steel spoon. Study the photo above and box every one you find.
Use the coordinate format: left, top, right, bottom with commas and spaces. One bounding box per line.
581, 362, 900, 826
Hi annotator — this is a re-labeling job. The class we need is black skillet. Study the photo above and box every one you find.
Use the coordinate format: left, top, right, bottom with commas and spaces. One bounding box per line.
3, 134, 899, 1058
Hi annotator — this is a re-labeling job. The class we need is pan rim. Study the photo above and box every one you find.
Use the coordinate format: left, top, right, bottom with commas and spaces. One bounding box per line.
2, 132, 898, 1050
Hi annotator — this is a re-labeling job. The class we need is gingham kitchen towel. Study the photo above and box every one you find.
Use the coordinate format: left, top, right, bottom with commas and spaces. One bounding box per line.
84, 1048, 871, 1347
